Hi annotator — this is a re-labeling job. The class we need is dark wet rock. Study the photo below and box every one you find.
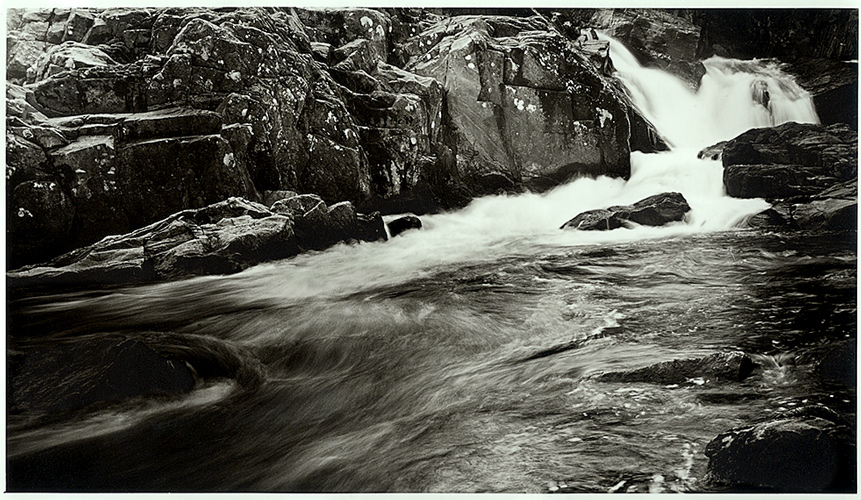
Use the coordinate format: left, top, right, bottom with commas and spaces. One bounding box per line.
791, 180, 858, 231
814, 79, 858, 131
356, 211, 387, 242
596, 351, 755, 385
747, 180, 857, 232
690, 9, 858, 64
723, 164, 839, 200
271, 194, 386, 250
7, 198, 300, 288
119, 133, 258, 227
7, 179, 76, 268
697, 141, 727, 161
722, 122, 857, 187
8, 336, 197, 415
387, 215, 423, 237
724, 122, 858, 232
705, 416, 856, 492
627, 108, 670, 153
788, 58, 857, 130
48, 134, 130, 248
590, 9, 705, 88
744, 206, 797, 231
818, 340, 856, 388
561, 192, 691, 231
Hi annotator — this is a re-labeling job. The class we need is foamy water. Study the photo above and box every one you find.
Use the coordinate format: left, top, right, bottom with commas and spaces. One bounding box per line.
8, 33, 851, 494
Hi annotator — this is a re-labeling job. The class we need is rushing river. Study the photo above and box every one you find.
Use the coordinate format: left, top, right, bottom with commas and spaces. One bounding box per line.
6, 35, 856, 493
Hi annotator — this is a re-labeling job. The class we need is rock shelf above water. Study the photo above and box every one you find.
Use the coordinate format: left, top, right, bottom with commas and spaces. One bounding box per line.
560, 192, 691, 231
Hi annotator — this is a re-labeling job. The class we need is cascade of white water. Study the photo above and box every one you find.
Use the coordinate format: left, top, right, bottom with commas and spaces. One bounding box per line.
209, 36, 817, 300
601, 34, 820, 150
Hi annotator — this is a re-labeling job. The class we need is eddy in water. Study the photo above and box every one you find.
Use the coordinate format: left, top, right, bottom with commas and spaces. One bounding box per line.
6, 10, 855, 495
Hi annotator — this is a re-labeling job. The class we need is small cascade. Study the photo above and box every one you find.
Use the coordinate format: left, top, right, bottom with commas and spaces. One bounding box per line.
601, 34, 820, 149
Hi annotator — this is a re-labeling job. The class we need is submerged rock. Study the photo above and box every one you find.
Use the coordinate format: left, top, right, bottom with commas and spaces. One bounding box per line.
8, 336, 196, 415
818, 340, 856, 388
596, 351, 755, 385
705, 415, 856, 492
561, 192, 691, 230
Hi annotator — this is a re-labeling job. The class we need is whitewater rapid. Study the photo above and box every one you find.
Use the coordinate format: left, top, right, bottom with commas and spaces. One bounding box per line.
32, 36, 822, 309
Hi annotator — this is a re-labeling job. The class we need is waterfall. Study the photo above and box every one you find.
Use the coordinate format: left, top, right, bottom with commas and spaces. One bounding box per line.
601, 34, 820, 150
150, 36, 815, 302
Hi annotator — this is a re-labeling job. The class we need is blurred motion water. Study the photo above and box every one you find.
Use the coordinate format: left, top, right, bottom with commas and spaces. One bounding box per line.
5, 34, 854, 493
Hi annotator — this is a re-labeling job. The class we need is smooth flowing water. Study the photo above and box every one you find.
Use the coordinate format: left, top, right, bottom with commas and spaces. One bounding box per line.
6, 38, 854, 493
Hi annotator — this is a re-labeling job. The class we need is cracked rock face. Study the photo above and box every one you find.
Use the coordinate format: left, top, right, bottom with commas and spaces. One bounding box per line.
7, 7, 642, 268
406, 16, 632, 192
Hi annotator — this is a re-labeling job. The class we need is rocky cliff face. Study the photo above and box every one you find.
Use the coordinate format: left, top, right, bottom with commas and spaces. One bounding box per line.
6, 7, 646, 267
686, 9, 858, 63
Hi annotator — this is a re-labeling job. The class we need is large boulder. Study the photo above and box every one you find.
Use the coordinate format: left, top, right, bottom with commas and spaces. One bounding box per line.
705, 416, 856, 492
7, 196, 392, 288
404, 15, 632, 193
271, 194, 387, 250
723, 122, 857, 202
722, 122, 857, 232
596, 351, 755, 385
561, 192, 691, 230
722, 122, 857, 191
